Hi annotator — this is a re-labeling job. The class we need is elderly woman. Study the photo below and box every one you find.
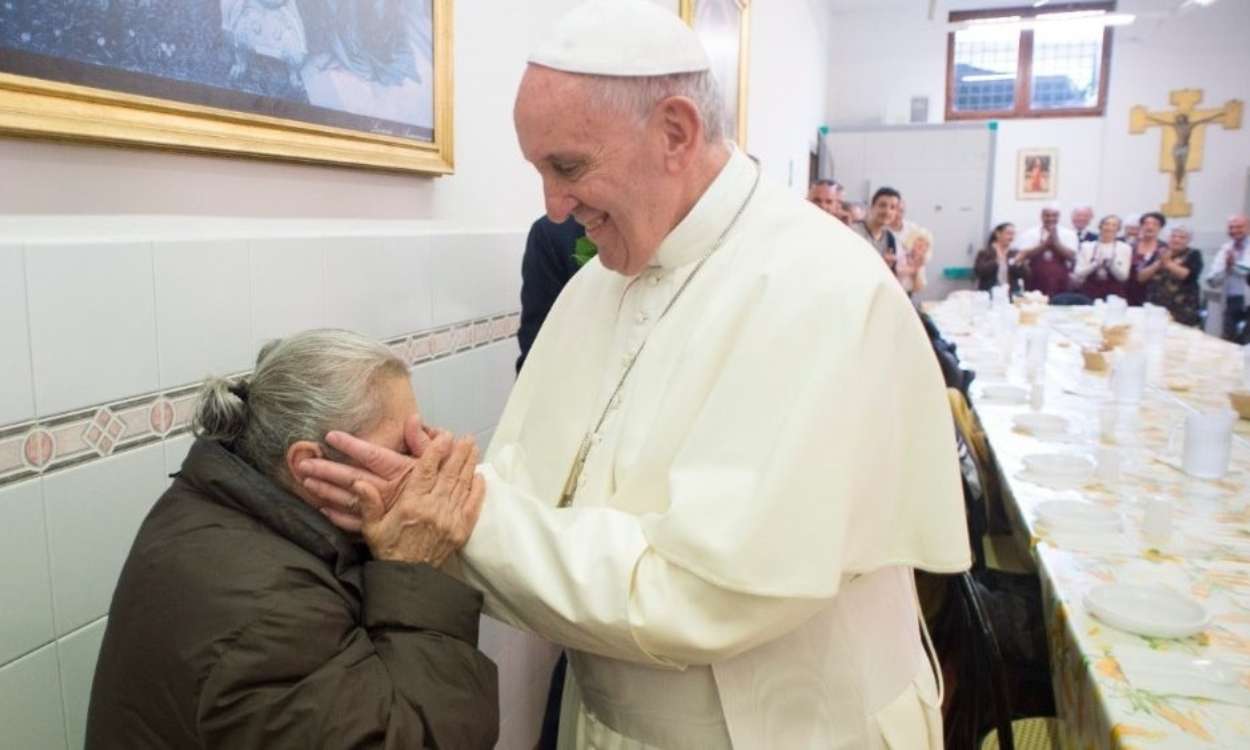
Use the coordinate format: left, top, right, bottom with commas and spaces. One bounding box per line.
1073, 214, 1131, 300
1126, 211, 1167, 305
1147, 225, 1205, 326
86, 330, 498, 749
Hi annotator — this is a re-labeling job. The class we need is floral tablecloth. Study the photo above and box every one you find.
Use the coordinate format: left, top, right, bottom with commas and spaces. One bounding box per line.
930, 301, 1250, 749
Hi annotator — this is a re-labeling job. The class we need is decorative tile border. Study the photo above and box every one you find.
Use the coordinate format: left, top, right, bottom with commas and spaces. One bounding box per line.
0, 312, 521, 489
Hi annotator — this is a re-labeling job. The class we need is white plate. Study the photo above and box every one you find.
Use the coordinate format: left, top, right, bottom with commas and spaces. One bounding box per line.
1017, 470, 1091, 491
1013, 413, 1069, 437
1035, 500, 1121, 532
979, 384, 1027, 404
1084, 584, 1210, 639
1022, 453, 1096, 478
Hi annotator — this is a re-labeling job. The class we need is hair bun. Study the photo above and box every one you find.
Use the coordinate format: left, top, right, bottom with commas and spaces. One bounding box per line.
191, 376, 249, 442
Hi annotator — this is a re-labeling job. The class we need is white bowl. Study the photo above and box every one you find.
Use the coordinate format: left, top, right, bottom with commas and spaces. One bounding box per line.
1084, 584, 1210, 639
1022, 453, 1096, 478
1013, 413, 1069, 437
1035, 500, 1121, 533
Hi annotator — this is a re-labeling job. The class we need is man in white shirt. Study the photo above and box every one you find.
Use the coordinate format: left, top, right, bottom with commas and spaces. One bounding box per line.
1070, 204, 1097, 245
302, 2, 970, 747
1204, 213, 1250, 341
1015, 203, 1079, 297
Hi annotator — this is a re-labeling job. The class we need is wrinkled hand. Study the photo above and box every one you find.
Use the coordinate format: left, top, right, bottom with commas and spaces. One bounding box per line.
300, 420, 485, 567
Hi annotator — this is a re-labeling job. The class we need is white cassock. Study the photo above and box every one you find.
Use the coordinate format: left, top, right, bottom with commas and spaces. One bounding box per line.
460, 148, 971, 748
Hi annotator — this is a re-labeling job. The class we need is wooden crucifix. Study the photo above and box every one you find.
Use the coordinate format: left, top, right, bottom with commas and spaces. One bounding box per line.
1130, 89, 1242, 217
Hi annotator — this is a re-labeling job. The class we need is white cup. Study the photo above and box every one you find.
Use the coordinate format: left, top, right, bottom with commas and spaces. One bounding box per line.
1105, 296, 1128, 326
1029, 383, 1045, 411
1141, 498, 1173, 547
1144, 305, 1170, 340
1025, 328, 1049, 381
1112, 350, 1148, 404
1099, 404, 1117, 443
1096, 446, 1121, 482
1182, 410, 1236, 479
991, 284, 1010, 308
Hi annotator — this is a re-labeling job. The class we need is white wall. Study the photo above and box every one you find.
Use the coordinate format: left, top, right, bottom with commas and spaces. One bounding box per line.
827, 0, 1250, 248
747, 0, 833, 189
0, 1, 835, 748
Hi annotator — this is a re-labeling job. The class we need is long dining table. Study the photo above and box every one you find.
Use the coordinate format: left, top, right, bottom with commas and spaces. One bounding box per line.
928, 298, 1250, 749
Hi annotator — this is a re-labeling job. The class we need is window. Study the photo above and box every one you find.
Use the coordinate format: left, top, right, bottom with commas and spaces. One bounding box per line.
946, 3, 1116, 120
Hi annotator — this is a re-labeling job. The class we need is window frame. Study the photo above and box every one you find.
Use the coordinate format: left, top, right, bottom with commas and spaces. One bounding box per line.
945, 1, 1115, 121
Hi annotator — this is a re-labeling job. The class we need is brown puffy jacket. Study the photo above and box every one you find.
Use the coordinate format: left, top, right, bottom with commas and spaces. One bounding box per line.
85, 439, 499, 749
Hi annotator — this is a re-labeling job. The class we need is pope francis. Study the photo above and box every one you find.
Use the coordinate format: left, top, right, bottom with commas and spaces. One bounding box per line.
304, 1, 972, 747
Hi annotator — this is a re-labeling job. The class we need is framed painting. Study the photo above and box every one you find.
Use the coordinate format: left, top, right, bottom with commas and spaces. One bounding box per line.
680, 0, 750, 149
1017, 148, 1057, 200
0, 0, 453, 174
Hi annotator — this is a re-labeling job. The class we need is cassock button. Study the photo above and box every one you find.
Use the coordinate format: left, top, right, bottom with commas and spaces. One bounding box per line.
635, 311, 649, 325
649, 274, 662, 286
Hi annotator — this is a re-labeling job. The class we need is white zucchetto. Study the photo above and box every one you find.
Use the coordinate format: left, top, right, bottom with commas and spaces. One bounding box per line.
529, 0, 711, 77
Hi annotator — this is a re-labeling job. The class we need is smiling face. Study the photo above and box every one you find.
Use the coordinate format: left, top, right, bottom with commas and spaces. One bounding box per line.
807, 183, 841, 215
1099, 216, 1121, 243
1072, 207, 1093, 232
514, 66, 691, 276
869, 194, 898, 228
1168, 228, 1191, 252
1230, 215, 1248, 242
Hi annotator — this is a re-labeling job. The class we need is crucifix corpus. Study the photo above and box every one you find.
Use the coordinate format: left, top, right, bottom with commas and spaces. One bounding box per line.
1130, 89, 1242, 217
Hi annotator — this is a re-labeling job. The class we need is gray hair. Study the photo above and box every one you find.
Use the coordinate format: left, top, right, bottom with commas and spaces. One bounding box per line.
1170, 224, 1192, 238
192, 329, 409, 479
582, 71, 727, 143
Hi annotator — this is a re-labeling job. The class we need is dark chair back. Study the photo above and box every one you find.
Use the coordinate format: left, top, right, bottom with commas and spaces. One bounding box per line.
1049, 292, 1093, 306
948, 571, 1016, 750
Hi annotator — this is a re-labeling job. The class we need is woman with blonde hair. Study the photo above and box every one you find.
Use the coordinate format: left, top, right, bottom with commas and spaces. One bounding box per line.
897, 224, 933, 297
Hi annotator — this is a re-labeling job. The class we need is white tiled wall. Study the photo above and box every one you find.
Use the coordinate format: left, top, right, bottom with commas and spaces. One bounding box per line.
25, 241, 161, 416
0, 480, 54, 665
0, 222, 560, 750
42, 444, 167, 636
154, 240, 253, 388
249, 237, 329, 353
0, 645, 68, 750
0, 244, 35, 426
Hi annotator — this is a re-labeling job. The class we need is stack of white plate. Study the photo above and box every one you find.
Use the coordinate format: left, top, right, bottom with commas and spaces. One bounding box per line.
1013, 413, 1069, 439
1034, 499, 1122, 534
1020, 453, 1096, 489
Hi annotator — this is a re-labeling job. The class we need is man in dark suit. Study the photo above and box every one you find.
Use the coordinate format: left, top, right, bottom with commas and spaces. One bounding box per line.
517, 216, 585, 372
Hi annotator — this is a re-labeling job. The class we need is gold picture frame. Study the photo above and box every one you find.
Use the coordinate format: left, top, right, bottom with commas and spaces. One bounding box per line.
1016, 148, 1058, 200
0, 1, 454, 175
680, 0, 750, 149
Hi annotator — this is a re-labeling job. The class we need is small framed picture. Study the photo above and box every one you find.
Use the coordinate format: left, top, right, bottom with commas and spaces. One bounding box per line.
1017, 148, 1057, 200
